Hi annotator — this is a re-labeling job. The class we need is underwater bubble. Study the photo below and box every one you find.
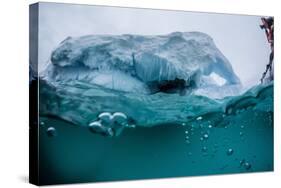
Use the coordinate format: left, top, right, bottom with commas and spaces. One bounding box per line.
40, 121, 45, 126
240, 159, 245, 166
203, 134, 209, 140
208, 125, 212, 128
239, 159, 251, 170
185, 130, 189, 134
239, 132, 244, 136
196, 116, 203, 121
89, 121, 103, 131
200, 137, 204, 141
126, 124, 136, 128
182, 122, 186, 126
98, 112, 112, 124
202, 146, 207, 152
244, 162, 252, 170
46, 127, 57, 137
88, 121, 114, 137
185, 135, 190, 144
241, 125, 244, 129
112, 112, 127, 125
227, 148, 234, 156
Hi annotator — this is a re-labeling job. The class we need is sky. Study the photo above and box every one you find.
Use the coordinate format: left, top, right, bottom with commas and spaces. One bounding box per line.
38, 2, 271, 88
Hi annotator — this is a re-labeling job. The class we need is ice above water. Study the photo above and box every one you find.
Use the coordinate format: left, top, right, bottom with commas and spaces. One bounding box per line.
42, 32, 241, 97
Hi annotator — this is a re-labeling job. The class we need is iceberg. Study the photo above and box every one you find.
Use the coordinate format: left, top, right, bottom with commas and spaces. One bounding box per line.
42, 32, 241, 96
37, 31, 273, 181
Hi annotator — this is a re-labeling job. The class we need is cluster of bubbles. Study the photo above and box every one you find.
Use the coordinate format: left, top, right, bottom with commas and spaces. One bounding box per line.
183, 114, 239, 160
88, 112, 131, 137
184, 130, 190, 144
239, 125, 245, 138
240, 159, 252, 170
40, 121, 57, 138
40, 112, 132, 138
182, 113, 255, 172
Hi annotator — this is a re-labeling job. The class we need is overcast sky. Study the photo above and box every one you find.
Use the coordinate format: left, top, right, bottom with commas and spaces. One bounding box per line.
38, 2, 270, 88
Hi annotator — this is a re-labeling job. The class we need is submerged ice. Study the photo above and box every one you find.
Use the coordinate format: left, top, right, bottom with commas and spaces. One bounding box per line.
43, 32, 241, 97
39, 76, 273, 137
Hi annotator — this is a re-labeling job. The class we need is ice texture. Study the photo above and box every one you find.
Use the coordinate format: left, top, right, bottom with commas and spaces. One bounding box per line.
42, 32, 241, 97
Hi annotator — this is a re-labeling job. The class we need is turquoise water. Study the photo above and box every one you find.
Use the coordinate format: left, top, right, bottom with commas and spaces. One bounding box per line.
38, 80, 273, 185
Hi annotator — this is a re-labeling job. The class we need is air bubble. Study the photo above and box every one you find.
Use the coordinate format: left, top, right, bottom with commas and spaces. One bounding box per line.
196, 116, 203, 121
98, 112, 112, 125
202, 146, 207, 152
203, 134, 209, 140
90, 112, 130, 137
89, 121, 113, 137
227, 148, 234, 156
244, 162, 251, 170
240, 159, 251, 170
89, 121, 103, 132
112, 112, 127, 124
126, 124, 136, 128
240, 159, 245, 166
46, 127, 57, 137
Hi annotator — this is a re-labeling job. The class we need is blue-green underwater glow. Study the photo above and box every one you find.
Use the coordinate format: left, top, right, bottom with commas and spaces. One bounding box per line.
38, 80, 273, 185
